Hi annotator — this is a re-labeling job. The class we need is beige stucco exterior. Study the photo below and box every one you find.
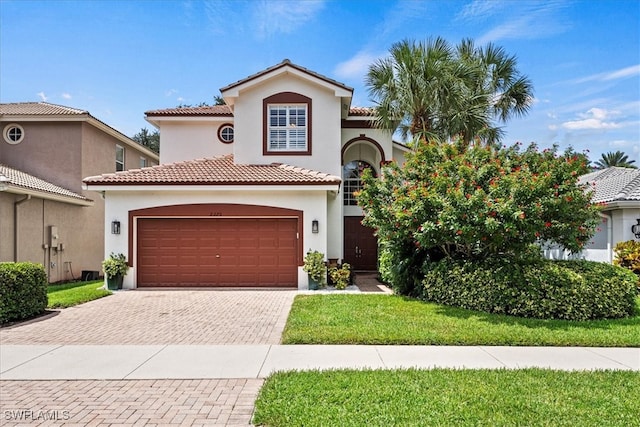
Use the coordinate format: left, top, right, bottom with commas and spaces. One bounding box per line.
1, 108, 159, 282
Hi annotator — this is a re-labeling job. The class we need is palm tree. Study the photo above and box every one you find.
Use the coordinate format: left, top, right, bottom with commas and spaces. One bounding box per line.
455, 38, 534, 145
593, 151, 637, 169
366, 38, 533, 146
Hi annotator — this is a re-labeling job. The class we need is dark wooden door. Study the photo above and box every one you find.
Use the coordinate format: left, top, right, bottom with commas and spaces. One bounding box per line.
343, 216, 378, 271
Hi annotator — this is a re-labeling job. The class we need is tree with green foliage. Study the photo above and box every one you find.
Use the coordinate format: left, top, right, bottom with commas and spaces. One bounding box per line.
593, 150, 637, 169
131, 128, 159, 154
366, 37, 533, 146
357, 141, 601, 295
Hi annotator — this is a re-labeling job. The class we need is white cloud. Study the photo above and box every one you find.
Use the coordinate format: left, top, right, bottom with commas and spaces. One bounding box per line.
572, 64, 640, 84
165, 89, 179, 97
562, 108, 622, 130
471, 0, 569, 44
62, 93, 71, 99
37, 91, 47, 101
603, 64, 640, 80
457, 0, 502, 20
610, 139, 630, 147
334, 51, 382, 80
253, 0, 325, 39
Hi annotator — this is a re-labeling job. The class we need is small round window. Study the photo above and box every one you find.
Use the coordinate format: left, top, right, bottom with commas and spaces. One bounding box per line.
3, 124, 25, 144
218, 124, 234, 144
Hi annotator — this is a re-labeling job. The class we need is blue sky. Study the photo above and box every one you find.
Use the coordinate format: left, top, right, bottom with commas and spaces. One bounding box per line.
1, 0, 638, 165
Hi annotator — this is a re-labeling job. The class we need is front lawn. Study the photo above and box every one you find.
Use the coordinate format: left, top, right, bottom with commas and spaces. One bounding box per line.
253, 369, 639, 427
282, 294, 640, 347
47, 280, 111, 308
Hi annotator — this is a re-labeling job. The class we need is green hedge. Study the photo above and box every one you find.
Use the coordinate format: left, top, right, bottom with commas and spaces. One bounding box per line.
0, 262, 48, 324
421, 259, 637, 321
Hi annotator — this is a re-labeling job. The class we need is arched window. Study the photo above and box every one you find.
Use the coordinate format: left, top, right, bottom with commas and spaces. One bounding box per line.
343, 160, 377, 206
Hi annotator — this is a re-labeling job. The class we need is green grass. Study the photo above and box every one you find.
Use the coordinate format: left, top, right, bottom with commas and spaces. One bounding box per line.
47, 280, 111, 308
253, 369, 640, 427
282, 294, 640, 347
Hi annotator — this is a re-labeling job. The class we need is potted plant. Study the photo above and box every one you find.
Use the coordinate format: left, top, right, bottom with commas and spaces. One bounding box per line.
329, 262, 351, 290
102, 252, 129, 290
303, 249, 326, 290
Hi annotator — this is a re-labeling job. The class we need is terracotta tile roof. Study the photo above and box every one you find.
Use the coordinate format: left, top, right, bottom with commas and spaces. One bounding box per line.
349, 107, 375, 116
0, 164, 92, 203
580, 167, 640, 203
83, 155, 341, 186
145, 105, 233, 117
220, 59, 354, 94
0, 102, 88, 116
145, 104, 373, 118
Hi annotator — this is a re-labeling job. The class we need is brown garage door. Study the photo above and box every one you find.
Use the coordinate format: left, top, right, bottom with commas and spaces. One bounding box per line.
137, 217, 297, 287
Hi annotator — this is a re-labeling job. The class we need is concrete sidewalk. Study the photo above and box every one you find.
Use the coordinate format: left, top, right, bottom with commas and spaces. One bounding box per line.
1, 345, 637, 380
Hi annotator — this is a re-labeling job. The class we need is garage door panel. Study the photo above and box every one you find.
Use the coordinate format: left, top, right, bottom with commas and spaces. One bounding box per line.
137, 217, 297, 287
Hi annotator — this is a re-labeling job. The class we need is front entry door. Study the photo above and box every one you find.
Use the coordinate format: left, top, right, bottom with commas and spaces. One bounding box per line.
344, 216, 378, 271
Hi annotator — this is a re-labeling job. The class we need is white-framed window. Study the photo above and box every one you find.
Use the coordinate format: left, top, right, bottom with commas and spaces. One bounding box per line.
140, 156, 147, 168
267, 105, 307, 151
116, 145, 125, 171
3, 123, 25, 144
218, 124, 234, 143
343, 160, 377, 205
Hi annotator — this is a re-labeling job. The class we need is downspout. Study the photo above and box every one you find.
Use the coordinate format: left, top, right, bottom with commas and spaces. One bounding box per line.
599, 211, 613, 263
14, 194, 32, 262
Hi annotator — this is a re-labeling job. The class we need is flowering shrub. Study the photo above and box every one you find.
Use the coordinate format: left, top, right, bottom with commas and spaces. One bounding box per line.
357, 141, 601, 294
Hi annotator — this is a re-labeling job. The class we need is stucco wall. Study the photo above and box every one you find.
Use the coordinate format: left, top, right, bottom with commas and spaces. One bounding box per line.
0, 193, 15, 261
233, 74, 343, 176
102, 188, 331, 289
159, 121, 233, 164
0, 121, 83, 192
0, 194, 100, 281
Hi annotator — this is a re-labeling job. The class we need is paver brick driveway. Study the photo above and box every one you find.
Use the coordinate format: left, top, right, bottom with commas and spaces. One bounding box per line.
1, 289, 297, 425
0, 289, 297, 345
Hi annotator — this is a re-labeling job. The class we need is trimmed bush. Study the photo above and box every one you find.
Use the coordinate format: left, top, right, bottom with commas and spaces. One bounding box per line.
0, 262, 48, 324
421, 259, 637, 321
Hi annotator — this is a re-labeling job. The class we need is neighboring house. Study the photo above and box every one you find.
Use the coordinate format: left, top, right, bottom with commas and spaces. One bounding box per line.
544, 166, 640, 263
84, 59, 409, 289
0, 102, 159, 282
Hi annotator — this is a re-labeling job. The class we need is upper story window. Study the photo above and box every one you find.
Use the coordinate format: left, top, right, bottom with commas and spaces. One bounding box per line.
263, 92, 311, 155
140, 156, 147, 168
343, 160, 377, 206
116, 145, 125, 171
3, 124, 24, 144
268, 105, 307, 151
218, 123, 234, 144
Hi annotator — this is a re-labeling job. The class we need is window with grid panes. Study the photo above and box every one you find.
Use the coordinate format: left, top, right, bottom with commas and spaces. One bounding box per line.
268, 105, 307, 151
343, 160, 377, 205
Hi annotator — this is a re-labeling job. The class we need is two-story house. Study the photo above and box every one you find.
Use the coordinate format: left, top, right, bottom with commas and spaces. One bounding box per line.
0, 102, 159, 282
83, 60, 409, 289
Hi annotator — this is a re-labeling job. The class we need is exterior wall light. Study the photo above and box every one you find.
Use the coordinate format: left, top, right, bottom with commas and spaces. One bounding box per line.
111, 220, 121, 235
632, 219, 640, 239
312, 219, 319, 234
